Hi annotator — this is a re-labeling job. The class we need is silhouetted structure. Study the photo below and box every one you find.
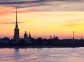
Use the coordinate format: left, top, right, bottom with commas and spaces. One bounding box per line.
50, 35, 52, 39
24, 31, 27, 39
1, 7, 84, 48
73, 31, 74, 40
28, 32, 32, 39
13, 7, 19, 41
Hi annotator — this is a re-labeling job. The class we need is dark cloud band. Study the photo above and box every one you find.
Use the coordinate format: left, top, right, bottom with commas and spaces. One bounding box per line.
0, 0, 84, 11
0, 22, 24, 24
0, 0, 46, 8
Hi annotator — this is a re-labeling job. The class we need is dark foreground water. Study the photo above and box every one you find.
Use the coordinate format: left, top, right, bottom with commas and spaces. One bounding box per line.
0, 48, 84, 62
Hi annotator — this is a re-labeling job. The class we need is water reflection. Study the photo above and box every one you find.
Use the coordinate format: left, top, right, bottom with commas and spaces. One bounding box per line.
0, 48, 84, 62
13, 48, 20, 62
13, 48, 29, 62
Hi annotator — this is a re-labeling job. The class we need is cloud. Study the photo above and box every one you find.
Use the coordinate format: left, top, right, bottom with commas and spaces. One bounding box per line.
0, 7, 40, 16
0, 0, 46, 8
0, 0, 84, 11
0, 22, 24, 24
32, 1, 84, 11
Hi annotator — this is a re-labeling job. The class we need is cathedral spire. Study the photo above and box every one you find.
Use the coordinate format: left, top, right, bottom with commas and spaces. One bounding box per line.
13, 7, 19, 40
16, 7, 18, 28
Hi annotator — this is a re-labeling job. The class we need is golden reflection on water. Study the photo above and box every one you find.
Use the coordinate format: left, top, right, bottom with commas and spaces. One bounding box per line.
0, 48, 84, 62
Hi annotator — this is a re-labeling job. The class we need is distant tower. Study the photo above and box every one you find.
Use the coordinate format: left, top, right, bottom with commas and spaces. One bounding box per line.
50, 35, 52, 39
29, 32, 31, 38
54, 35, 56, 38
73, 31, 74, 40
24, 31, 27, 39
13, 7, 19, 41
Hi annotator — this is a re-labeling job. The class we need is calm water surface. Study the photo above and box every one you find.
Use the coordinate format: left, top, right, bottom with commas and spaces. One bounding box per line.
0, 47, 84, 62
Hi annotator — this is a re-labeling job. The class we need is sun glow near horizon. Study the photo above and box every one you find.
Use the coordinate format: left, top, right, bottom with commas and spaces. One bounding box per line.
0, 7, 84, 39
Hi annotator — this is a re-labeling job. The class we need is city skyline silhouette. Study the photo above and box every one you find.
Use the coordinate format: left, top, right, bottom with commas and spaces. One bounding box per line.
0, 0, 84, 47
0, 1, 84, 62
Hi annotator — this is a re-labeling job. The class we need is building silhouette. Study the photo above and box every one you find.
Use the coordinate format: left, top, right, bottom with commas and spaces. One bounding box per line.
73, 31, 74, 40
13, 7, 19, 41
28, 32, 32, 39
23, 31, 32, 43
50, 35, 52, 39
24, 31, 28, 39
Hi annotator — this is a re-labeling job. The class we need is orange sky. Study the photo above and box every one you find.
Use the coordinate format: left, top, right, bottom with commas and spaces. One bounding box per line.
0, 6, 84, 39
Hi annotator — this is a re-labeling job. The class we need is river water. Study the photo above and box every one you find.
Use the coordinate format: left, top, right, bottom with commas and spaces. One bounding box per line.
0, 47, 84, 62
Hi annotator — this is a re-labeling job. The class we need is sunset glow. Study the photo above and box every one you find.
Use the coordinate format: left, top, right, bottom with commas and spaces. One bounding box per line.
0, 0, 84, 39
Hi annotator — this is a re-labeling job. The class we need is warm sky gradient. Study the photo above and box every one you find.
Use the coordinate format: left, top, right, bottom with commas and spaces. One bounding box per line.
0, 0, 84, 39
